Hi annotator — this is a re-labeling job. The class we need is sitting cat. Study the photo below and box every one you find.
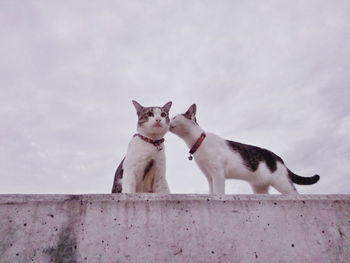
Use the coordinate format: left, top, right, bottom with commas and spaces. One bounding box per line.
169, 104, 320, 194
112, 100, 172, 193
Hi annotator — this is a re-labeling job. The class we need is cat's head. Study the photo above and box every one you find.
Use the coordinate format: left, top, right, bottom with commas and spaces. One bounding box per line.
169, 104, 198, 137
132, 100, 172, 139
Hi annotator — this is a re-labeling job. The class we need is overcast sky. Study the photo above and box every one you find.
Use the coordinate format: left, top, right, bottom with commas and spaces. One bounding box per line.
1, 1, 349, 195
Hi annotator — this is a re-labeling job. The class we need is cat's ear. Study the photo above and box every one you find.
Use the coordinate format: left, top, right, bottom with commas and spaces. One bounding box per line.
162, 101, 172, 113
132, 100, 144, 115
185, 104, 197, 117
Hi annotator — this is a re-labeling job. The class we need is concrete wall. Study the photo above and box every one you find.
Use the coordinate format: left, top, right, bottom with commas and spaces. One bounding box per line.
0, 194, 349, 263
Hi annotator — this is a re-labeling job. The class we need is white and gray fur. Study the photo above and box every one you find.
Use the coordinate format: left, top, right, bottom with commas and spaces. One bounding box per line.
169, 104, 320, 194
112, 100, 172, 193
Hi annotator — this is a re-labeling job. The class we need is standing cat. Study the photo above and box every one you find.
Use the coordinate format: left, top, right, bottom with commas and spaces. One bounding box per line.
112, 100, 172, 193
169, 104, 320, 194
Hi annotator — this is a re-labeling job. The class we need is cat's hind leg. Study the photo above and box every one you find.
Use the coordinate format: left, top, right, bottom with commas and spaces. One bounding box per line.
271, 173, 298, 194
270, 163, 298, 195
152, 176, 170, 193
251, 184, 270, 194
272, 181, 298, 195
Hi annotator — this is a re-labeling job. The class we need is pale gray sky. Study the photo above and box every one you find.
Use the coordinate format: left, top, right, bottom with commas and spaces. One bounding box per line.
1, 1, 349, 194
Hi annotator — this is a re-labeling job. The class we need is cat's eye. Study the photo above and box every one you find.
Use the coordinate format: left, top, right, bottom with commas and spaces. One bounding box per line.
161, 112, 167, 118
147, 112, 154, 117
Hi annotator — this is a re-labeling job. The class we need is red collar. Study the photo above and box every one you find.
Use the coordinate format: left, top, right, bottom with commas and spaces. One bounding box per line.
188, 132, 206, 160
134, 134, 164, 151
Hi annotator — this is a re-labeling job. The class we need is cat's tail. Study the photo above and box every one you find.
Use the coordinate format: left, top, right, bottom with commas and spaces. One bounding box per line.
288, 169, 320, 185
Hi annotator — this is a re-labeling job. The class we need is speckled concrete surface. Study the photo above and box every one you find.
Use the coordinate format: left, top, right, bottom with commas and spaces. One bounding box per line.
0, 194, 349, 262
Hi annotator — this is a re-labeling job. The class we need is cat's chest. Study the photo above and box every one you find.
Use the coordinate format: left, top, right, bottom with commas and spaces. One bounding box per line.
128, 138, 165, 160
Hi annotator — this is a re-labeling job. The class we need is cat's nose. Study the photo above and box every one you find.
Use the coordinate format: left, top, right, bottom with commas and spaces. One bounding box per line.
155, 118, 161, 123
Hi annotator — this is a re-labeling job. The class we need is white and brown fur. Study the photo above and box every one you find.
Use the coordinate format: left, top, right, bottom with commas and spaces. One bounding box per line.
169, 104, 320, 194
112, 101, 172, 193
